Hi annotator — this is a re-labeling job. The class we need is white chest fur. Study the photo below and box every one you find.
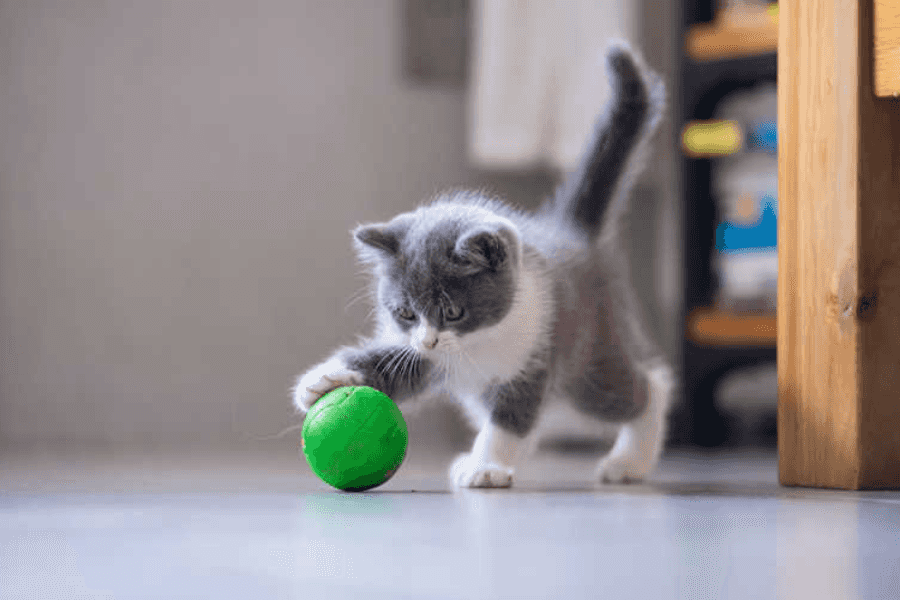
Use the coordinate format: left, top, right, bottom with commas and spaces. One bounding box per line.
436, 266, 552, 419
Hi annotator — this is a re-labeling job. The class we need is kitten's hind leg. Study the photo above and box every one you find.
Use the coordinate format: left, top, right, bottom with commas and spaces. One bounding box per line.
595, 360, 675, 484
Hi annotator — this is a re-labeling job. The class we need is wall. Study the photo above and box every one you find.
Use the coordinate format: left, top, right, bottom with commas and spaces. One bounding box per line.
0, 0, 678, 453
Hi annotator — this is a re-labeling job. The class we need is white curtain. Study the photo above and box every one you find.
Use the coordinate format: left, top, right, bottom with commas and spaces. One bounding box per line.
468, 0, 639, 171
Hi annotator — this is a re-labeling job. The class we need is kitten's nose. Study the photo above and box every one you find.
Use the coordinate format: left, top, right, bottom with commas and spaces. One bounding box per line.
423, 337, 438, 350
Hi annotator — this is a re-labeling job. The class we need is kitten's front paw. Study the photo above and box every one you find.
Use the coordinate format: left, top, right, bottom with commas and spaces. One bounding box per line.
449, 453, 514, 489
293, 357, 364, 413
595, 454, 653, 484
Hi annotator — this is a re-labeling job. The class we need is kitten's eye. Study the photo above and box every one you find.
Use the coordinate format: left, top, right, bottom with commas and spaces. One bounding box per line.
444, 305, 465, 322
396, 307, 416, 321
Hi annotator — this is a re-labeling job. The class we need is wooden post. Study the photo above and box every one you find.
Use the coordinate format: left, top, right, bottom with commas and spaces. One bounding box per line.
778, 0, 900, 489
874, 0, 900, 97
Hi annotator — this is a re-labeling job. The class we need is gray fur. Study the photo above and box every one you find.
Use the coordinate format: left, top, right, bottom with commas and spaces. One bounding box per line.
341, 345, 433, 401
487, 349, 550, 435
355, 207, 519, 337
537, 41, 666, 243
295, 42, 670, 466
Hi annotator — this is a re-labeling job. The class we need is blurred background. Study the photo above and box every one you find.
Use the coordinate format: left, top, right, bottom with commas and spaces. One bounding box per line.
0, 0, 778, 463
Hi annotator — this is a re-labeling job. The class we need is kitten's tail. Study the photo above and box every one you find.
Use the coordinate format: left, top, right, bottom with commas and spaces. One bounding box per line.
549, 41, 665, 242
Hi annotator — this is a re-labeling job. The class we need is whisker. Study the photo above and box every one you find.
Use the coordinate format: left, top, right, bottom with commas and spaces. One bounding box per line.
374, 349, 392, 372
396, 346, 416, 382
410, 348, 421, 382
401, 347, 417, 387
391, 346, 408, 380
344, 285, 374, 312
251, 422, 304, 442
397, 346, 419, 394
375, 347, 404, 377
383, 348, 406, 381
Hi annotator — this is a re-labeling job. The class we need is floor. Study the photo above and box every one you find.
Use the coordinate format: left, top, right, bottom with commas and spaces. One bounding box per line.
1, 447, 898, 600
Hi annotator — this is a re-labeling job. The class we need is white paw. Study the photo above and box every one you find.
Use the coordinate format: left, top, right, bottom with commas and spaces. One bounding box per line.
595, 453, 654, 484
293, 357, 364, 413
449, 453, 514, 489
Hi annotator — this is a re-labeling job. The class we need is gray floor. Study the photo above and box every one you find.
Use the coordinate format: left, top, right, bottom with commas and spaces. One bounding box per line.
1, 447, 898, 600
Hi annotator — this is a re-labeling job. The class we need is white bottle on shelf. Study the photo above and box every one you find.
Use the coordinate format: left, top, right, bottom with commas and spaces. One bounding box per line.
711, 83, 778, 313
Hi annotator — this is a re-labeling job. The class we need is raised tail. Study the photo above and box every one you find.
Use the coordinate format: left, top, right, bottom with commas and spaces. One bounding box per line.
550, 41, 665, 241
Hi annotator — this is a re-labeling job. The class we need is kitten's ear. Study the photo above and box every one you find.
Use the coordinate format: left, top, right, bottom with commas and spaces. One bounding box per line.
354, 224, 400, 256
353, 217, 412, 260
454, 226, 516, 272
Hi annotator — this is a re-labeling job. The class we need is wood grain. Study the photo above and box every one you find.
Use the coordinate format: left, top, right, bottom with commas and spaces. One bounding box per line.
778, 0, 900, 490
875, 0, 900, 96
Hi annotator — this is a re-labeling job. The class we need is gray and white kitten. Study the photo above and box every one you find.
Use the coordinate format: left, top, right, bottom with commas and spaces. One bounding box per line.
293, 41, 675, 489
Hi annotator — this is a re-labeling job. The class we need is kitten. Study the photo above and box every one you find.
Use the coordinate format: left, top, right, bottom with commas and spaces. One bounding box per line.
293, 41, 675, 489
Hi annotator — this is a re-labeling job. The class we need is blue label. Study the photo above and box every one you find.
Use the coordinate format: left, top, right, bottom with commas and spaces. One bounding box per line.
748, 121, 777, 153
716, 195, 777, 253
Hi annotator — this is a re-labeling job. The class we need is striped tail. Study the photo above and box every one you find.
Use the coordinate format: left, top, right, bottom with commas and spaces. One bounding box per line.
551, 41, 665, 241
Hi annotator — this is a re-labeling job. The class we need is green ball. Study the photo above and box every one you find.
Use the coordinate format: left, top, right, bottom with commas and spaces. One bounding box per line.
301, 386, 408, 491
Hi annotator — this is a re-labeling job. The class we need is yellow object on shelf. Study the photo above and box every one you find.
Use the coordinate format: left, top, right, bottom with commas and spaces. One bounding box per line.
682, 120, 743, 157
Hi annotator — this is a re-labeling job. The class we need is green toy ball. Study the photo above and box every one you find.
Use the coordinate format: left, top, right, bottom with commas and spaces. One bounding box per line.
301, 386, 408, 491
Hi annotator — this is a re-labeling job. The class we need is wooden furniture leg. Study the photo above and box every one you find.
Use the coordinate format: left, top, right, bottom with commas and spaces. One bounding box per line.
778, 0, 900, 489
875, 0, 900, 97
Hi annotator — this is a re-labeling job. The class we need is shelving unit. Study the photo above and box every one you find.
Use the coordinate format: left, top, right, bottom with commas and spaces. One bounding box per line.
672, 0, 778, 447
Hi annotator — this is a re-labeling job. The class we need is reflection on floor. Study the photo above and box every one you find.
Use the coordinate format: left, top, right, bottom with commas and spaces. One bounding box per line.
1, 447, 898, 600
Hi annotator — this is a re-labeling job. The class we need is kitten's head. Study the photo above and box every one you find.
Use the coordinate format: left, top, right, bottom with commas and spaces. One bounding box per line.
353, 202, 520, 354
